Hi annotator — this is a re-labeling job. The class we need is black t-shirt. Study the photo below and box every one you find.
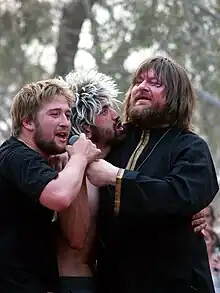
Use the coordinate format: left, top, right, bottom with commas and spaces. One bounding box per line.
0, 136, 59, 293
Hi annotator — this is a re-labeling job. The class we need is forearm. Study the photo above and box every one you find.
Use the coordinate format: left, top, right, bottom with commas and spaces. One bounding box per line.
115, 170, 218, 218
40, 155, 88, 211
112, 140, 219, 218
57, 155, 87, 195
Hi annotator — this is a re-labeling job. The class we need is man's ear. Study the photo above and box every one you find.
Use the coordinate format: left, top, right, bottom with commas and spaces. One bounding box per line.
22, 117, 35, 131
83, 125, 92, 139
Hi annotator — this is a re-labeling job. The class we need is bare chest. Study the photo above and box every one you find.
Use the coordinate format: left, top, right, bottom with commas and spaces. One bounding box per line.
86, 178, 99, 218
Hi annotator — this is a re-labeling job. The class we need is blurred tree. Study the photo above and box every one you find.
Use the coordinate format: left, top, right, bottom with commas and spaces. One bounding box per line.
0, 0, 99, 138
55, 0, 100, 76
0, 0, 220, 180
0, 0, 55, 139
58, 0, 220, 171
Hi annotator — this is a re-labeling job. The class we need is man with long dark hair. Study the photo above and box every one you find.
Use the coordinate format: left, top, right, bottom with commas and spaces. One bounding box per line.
87, 57, 219, 293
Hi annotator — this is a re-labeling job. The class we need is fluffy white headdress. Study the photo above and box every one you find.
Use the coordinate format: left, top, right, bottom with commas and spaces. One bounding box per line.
64, 69, 121, 135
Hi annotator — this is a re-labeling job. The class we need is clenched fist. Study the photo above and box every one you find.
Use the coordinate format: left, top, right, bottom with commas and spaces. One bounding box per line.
65, 133, 101, 163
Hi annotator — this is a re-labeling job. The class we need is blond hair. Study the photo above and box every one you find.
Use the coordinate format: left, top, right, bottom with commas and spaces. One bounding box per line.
10, 78, 74, 137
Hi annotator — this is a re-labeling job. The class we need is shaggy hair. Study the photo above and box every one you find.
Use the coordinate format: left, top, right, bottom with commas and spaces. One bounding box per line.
10, 78, 74, 137
64, 69, 121, 135
124, 56, 196, 130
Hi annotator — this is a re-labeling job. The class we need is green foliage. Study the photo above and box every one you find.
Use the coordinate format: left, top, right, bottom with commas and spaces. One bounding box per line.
0, 0, 219, 173
0, 0, 55, 138
89, 0, 220, 169
0, 0, 54, 88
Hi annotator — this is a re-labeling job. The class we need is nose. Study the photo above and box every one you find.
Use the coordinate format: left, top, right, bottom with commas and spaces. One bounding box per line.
138, 80, 149, 91
110, 108, 119, 120
60, 113, 70, 128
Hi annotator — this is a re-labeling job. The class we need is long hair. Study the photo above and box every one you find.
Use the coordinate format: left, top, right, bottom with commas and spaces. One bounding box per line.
64, 69, 121, 135
124, 56, 196, 130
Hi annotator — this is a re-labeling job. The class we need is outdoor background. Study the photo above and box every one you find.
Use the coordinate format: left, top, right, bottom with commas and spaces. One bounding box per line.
0, 0, 220, 209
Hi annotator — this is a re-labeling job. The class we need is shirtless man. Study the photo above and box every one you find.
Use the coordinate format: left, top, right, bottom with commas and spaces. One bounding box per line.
53, 69, 125, 293
53, 69, 207, 293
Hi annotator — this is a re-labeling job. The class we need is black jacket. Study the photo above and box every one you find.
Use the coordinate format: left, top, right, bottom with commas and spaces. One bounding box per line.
96, 126, 219, 293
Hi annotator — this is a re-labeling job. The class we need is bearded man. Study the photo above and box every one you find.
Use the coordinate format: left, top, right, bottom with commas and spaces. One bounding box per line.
0, 79, 100, 293
54, 68, 208, 293
86, 57, 219, 293
55, 69, 125, 293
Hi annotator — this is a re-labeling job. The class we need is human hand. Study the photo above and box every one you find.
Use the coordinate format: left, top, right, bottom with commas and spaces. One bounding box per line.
86, 159, 119, 187
65, 133, 101, 163
192, 210, 207, 233
48, 152, 69, 171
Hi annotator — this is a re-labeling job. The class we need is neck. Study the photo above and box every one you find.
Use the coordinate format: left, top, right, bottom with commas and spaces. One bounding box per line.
95, 142, 111, 159
18, 133, 48, 160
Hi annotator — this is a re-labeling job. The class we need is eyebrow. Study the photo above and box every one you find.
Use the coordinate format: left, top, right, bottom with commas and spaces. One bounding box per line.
101, 101, 110, 108
139, 72, 158, 79
138, 74, 161, 83
102, 103, 109, 108
136, 75, 143, 80
148, 77, 160, 82
47, 108, 71, 113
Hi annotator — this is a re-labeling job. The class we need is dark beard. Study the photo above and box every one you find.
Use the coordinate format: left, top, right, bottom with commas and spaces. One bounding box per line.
90, 125, 126, 147
34, 126, 65, 156
128, 105, 175, 129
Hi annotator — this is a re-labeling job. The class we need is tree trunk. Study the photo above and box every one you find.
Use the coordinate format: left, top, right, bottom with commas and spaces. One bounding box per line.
55, 0, 98, 76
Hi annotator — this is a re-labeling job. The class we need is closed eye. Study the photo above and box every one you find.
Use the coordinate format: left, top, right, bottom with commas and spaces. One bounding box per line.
151, 82, 162, 88
135, 78, 143, 85
149, 79, 162, 87
50, 112, 59, 117
65, 112, 72, 120
100, 106, 108, 115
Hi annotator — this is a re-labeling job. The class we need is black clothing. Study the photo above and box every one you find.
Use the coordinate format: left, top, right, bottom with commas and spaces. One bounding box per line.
0, 137, 59, 292
97, 127, 219, 293
57, 277, 95, 293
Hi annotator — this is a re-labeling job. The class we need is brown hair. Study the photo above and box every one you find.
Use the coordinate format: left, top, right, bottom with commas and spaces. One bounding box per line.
124, 56, 196, 130
10, 78, 74, 137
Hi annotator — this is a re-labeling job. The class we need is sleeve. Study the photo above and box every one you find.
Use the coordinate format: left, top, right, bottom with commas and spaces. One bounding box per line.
7, 147, 59, 201
115, 135, 219, 218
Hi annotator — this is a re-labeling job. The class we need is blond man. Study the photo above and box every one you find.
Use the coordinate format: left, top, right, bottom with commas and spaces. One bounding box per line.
0, 79, 100, 293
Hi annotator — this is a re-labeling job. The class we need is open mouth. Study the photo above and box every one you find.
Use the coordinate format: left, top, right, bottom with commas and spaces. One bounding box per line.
55, 132, 68, 142
115, 121, 124, 132
136, 96, 151, 102
135, 97, 152, 106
